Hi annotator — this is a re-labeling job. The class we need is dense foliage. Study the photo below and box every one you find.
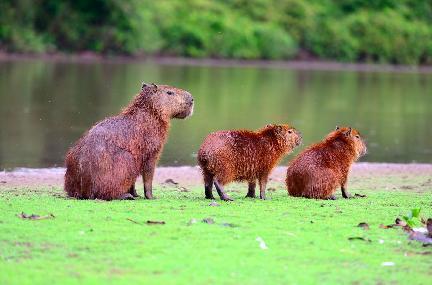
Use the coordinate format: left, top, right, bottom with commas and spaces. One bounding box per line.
1, 0, 432, 64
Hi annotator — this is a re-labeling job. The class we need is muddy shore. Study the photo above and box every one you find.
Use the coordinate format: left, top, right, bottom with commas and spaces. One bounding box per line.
1, 163, 431, 192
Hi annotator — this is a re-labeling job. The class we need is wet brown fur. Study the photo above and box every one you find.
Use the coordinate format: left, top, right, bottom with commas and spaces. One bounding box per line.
64, 83, 194, 200
286, 127, 367, 200
198, 124, 302, 201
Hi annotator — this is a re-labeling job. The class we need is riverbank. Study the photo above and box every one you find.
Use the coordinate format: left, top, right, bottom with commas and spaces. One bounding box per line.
1, 163, 431, 193
2, 53, 432, 74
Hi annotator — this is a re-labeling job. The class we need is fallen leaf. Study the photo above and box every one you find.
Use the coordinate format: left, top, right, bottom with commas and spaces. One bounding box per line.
208, 201, 220, 207
395, 218, 407, 227
222, 223, 238, 228
164, 179, 178, 185
126, 218, 141, 225
256, 237, 268, 250
202, 218, 215, 224
179, 186, 189, 192
348, 237, 371, 242
18, 212, 55, 220
381, 261, 395, 266
409, 231, 432, 244
379, 224, 394, 229
187, 218, 197, 226
358, 222, 369, 230
146, 220, 165, 225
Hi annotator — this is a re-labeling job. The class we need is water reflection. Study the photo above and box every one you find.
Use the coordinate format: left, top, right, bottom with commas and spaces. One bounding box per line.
0, 59, 431, 168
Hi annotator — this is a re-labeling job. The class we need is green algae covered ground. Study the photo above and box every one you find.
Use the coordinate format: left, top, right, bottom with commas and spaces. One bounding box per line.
0, 178, 431, 285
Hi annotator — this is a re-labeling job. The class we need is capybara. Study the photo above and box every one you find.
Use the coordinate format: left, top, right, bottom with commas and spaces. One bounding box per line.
64, 83, 194, 200
286, 126, 367, 200
198, 124, 302, 201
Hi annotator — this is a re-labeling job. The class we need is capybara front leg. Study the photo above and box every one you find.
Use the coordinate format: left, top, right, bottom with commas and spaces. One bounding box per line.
341, 183, 352, 199
214, 180, 233, 201
245, 181, 256, 198
128, 184, 139, 197
143, 159, 156, 199
259, 178, 268, 200
327, 195, 337, 200
204, 173, 215, 199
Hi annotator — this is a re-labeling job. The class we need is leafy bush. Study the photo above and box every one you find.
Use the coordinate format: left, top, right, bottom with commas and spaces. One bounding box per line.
1, 0, 432, 64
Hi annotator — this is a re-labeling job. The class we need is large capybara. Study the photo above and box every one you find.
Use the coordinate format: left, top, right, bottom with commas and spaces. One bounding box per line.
198, 124, 302, 201
64, 83, 194, 200
286, 126, 367, 200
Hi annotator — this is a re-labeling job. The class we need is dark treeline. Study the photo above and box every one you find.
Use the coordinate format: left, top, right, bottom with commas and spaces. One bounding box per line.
1, 0, 432, 64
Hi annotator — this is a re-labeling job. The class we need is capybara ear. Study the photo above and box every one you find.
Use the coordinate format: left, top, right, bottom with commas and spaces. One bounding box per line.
344, 127, 352, 136
335, 126, 340, 130
141, 82, 149, 90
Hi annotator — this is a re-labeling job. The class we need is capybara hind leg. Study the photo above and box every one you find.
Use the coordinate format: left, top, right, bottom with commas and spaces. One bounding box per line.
120, 193, 135, 200
245, 181, 256, 198
259, 178, 268, 200
341, 181, 352, 199
214, 180, 233, 201
129, 184, 139, 197
204, 173, 215, 199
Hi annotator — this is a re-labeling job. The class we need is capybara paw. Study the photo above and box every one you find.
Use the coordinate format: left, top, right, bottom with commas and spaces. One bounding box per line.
205, 195, 216, 200
120, 193, 135, 200
327, 195, 337, 200
245, 194, 256, 198
221, 196, 234, 202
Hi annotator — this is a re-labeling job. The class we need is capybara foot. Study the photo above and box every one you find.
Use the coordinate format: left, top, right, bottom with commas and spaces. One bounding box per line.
144, 192, 155, 199
120, 193, 135, 200
342, 190, 353, 199
221, 195, 234, 202
205, 194, 215, 199
245, 193, 256, 198
327, 195, 337, 200
129, 185, 140, 197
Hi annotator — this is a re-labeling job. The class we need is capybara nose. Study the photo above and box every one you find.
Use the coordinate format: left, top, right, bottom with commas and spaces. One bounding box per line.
187, 96, 194, 105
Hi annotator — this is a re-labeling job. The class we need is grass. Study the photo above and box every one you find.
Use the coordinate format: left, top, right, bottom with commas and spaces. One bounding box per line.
0, 181, 431, 285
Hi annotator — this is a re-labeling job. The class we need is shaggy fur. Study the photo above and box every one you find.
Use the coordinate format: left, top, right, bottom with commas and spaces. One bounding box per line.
198, 124, 302, 201
286, 126, 367, 200
64, 83, 194, 200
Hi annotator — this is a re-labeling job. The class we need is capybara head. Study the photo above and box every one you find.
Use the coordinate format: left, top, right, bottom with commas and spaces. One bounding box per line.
262, 124, 302, 152
333, 126, 367, 159
141, 83, 194, 119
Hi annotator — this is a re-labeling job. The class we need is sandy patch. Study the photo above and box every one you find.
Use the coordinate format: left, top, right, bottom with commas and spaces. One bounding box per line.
0, 163, 431, 192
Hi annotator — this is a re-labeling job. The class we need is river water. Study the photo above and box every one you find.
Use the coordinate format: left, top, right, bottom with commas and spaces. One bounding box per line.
0, 58, 431, 169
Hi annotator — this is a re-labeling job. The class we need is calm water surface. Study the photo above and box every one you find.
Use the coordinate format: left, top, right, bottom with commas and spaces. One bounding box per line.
0, 59, 431, 169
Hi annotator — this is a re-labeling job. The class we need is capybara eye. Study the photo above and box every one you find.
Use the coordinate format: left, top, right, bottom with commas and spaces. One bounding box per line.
167, 91, 174, 95
288, 130, 293, 134
355, 135, 360, 139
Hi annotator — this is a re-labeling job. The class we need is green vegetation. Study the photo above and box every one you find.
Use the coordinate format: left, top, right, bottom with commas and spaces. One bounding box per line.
1, 0, 432, 64
1, 183, 431, 284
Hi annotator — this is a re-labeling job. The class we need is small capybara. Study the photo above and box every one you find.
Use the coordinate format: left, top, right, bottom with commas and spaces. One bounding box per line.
286, 126, 367, 200
64, 83, 194, 200
198, 124, 302, 201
